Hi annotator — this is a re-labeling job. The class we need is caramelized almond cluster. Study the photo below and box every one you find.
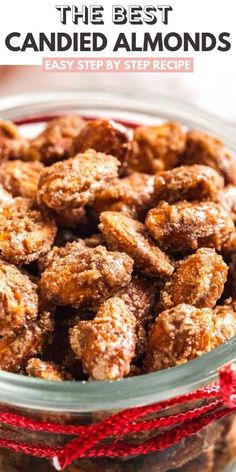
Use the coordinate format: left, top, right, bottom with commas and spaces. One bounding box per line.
0, 115, 235, 381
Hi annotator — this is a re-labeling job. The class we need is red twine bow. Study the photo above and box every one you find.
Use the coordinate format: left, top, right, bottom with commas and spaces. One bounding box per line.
0, 365, 235, 470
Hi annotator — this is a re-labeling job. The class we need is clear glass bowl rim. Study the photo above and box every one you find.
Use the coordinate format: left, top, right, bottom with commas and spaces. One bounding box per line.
0, 90, 235, 413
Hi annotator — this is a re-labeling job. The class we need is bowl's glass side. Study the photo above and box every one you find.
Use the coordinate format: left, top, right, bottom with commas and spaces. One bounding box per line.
0, 402, 235, 472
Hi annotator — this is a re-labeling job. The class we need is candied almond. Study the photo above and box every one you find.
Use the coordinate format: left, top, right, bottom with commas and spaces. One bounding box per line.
159, 248, 228, 310
0, 160, 43, 200
0, 197, 57, 264
145, 201, 235, 253
154, 164, 224, 204
70, 297, 136, 380
128, 121, 186, 174
93, 172, 155, 220
73, 119, 132, 173
181, 129, 236, 185
39, 245, 133, 309
0, 119, 29, 161
26, 115, 85, 164
0, 258, 38, 335
38, 239, 87, 272
37, 149, 120, 212
145, 304, 236, 371
0, 311, 54, 373
26, 358, 73, 381
99, 211, 174, 277
213, 305, 236, 344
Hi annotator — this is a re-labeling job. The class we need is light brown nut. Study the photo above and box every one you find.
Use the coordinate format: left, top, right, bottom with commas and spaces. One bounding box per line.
99, 211, 174, 277
154, 165, 224, 204
145, 303, 236, 372
0, 197, 57, 264
73, 119, 132, 173
217, 185, 236, 222
145, 201, 235, 253
159, 248, 228, 310
0, 311, 54, 373
0, 160, 43, 200
26, 115, 85, 165
0, 259, 38, 336
39, 245, 133, 309
38, 239, 87, 272
0, 119, 29, 161
128, 122, 186, 174
37, 149, 120, 212
70, 297, 136, 380
26, 358, 73, 381
213, 305, 236, 343
93, 172, 155, 220
181, 129, 236, 184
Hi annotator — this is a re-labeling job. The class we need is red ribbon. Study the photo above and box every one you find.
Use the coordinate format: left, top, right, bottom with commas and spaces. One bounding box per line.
0, 365, 235, 470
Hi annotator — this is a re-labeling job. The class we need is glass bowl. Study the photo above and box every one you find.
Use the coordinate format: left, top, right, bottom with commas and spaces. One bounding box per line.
0, 91, 235, 472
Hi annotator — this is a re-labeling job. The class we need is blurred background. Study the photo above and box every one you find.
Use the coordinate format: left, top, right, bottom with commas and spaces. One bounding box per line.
0, 64, 234, 123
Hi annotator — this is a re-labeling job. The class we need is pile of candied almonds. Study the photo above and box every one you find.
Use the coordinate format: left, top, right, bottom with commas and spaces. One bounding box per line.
0, 115, 235, 382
